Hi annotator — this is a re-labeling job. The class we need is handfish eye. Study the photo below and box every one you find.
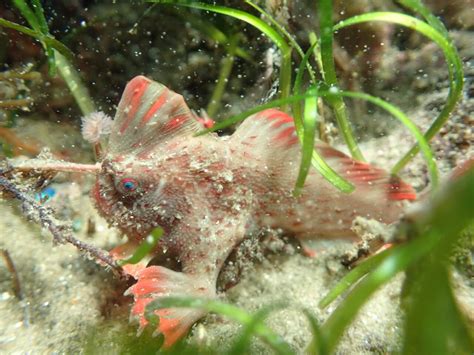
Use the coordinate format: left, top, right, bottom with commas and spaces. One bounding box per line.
120, 178, 138, 192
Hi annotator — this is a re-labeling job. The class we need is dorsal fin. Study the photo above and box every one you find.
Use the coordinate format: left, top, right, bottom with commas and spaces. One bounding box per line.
231, 109, 299, 149
231, 108, 416, 201
108, 76, 201, 157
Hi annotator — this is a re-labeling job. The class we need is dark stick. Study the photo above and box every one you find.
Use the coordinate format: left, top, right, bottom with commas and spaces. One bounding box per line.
0, 249, 23, 300
0, 175, 127, 279
0, 248, 30, 326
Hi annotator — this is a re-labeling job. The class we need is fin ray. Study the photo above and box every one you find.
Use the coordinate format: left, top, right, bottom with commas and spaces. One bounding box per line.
315, 142, 417, 201
108, 76, 201, 156
231, 108, 415, 201
126, 265, 213, 348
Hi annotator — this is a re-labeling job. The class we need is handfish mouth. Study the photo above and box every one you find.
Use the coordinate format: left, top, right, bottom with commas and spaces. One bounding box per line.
6, 158, 102, 175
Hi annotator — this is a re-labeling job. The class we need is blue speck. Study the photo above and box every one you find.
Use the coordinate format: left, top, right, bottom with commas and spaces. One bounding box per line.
35, 186, 56, 202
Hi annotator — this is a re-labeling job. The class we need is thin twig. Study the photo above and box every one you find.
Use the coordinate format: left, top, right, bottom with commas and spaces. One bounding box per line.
0, 127, 41, 156
0, 71, 41, 81
0, 98, 34, 109
0, 175, 127, 279
0, 248, 30, 326
0, 249, 23, 300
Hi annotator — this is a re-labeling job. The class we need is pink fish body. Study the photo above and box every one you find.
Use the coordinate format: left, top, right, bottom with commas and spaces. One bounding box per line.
92, 76, 415, 346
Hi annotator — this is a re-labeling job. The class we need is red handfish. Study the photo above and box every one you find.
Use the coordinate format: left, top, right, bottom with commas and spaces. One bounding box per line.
91, 76, 416, 346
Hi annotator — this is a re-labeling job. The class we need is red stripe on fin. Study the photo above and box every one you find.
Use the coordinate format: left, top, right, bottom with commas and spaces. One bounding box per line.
271, 117, 293, 129
126, 265, 211, 348
119, 76, 150, 134
317, 142, 416, 201
139, 89, 169, 127
163, 114, 189, 131
230, 108, 300, 164
108, 76, 201, 156
286, 134, 299, 146
275, 126, 295, 142
387, 176, 417, 201
257, 109, 293, 123
318, 145, 349, 159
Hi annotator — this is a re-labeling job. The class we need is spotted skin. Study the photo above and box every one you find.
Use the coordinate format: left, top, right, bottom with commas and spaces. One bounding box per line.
92, 76, 416, 347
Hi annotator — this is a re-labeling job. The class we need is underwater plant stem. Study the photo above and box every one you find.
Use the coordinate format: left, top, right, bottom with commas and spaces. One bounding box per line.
292, 41, 318, 134
320, 167, 474, 353
145, 297, 293, 354
320, 236, 435, 353
0, 249, 24, 301
206, 35, 238, 118
12, 0, 41, 32
0, 17, 73, 63
338, 91, 439, 189
0, 17, 36, 37
0, 98, 34, 109
54, 51, 96, 116
0, 248, 30, 326
309, 32, 324, 78
333, 12, 464, 174
279, 49, 292, 112
149, 1, 292, 111
245, 0, 317, 84
117, 227, 163, 266
0, 127, 41, 156
319, 248, 391, 309
1, 4, 87, 100
293, 86, 319, 196
171, 8, 251, 61
307, 33, 329, 142
0, 175, 125, 278
318, 0, 365, 161
0, 71, 41, 81
12, 0, 56, 75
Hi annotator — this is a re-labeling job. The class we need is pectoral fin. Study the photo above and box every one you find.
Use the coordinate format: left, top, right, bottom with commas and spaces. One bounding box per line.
125, 265, 214, 348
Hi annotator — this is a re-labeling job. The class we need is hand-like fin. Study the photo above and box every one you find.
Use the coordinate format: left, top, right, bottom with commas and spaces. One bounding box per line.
108, 76, 201, 157
109, 241, 154, 278
125, 265, 213, 348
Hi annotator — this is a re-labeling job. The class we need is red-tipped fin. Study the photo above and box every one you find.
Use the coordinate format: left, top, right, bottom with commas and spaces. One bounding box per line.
317, 143, 416, 201
108, 76, 201, 156
125, 265, 214, 348
230, 108, 416, 201
109, 241, 154, 278
232, 109, 299, 149
386, 175, 417, 201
